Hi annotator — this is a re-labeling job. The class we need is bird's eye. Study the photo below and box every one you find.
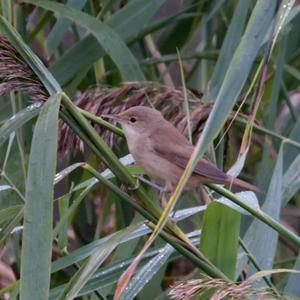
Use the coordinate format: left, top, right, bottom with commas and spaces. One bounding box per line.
129, 117, 137, 123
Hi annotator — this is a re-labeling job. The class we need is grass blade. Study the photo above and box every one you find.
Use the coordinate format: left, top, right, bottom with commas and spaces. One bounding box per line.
283, 152, 300, 204
0, 103, 42, 148
209, 182, 300, 249
0, 207, 24, 245
0, 204, 23, 225
200, 202, 241, 279
208, 0, 250, 99
20, 93, 61, 300
46, 0, 87, 55
284, 255, 300, 297
49, 0, 165, 85
119, 244, 173, 300
51, 205, 206, 274
22, 0, 145, 81
57, 225, 140, 300
236, 145, 283, 277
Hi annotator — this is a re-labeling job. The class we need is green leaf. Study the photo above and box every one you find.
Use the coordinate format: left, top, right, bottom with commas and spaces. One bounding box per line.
284, 254, 300, 297
159, 1, 205, 55
256, 33, 287, 185
52, 182, 93, 239
209, 183, 300, 249
200, 202, 241, 279
51, 205, 206, 273
196, 0, 276, 158
0, 207, 24, 245
22, 0, 145, 81
46, 0, 87, 55
57, 194, 70, 250
237, 146, 283, 280
208, 0, 251, 99
54, 162, 85, 184
283, 152, 300, 204
57, 224, 140, 300
283, 119, 300, 171
49, 0, 165, 85
0, 103, 41, 148
20, 93, 61, 300
120, 244, 173, 300
49, 230, 200, 298
0, 185, 12, 192
2, 132, 16, 171
217, 191, 259, 215
0, 204, 23, 225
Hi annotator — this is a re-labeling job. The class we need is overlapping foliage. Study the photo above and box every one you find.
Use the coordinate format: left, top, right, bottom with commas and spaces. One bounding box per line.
0, 1, 300, 299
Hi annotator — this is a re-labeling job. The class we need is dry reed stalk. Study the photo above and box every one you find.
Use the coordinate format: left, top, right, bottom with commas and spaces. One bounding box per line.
169, 275, 276, 300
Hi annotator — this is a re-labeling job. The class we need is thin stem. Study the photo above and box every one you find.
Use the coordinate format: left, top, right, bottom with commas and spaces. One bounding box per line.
1, 171, 25, 202
239, 238, 280, 296
208, 184, 300, 248
10, 92, 27, 182
82, 164, 157, 224
78, 108, 124, 137
144, 35, 175, 88
83, 164, 227, 279
280, 80, 297, 123
148, 223, 229, 281
143, 51, 219, 65
62, 247, 107, 300
177, 48, 192, 143
234, 117, 300, 150
27, 10, 52, 42
0, 207, 24, 245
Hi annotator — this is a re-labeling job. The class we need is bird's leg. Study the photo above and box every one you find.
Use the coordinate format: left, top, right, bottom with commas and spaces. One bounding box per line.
158, 181, 173, 208
194, 185, 210, 204
136, 176, 164, 192
158, 190, 166, 208
127, 175, 140, 191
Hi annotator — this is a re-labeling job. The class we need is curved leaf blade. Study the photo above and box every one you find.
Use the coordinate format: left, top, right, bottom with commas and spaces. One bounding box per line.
284, 255, 300, 297
57, 225, 139, 300
200, 202, 241, 279
208, 0, 251, 98
46, 0, 87, 55
49, 0, 165, 85
236, 146, 283, 280
20, 93, 61, 300
22, 0, 145, 81
119, 244, 173, 300
0, 103, 42, 148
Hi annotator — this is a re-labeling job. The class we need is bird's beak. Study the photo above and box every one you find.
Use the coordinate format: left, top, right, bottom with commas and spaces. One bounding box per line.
101, 114, 123, 123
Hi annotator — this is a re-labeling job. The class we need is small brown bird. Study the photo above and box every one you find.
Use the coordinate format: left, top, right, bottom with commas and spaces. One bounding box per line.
103, 106, 260, 193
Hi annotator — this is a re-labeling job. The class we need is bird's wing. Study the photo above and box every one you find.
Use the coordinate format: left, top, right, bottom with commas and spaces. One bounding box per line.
153, 143, 227, 182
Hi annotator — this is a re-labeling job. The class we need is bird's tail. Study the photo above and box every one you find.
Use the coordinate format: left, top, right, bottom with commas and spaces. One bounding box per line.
228, 177, 262, 193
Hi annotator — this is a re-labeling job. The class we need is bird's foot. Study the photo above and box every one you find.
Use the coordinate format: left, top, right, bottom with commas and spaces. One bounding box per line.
158, 182, 173, 208
127, 176, 140, 191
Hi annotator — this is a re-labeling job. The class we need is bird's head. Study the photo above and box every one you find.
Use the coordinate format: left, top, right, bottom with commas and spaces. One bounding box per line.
102, 106, 163, 137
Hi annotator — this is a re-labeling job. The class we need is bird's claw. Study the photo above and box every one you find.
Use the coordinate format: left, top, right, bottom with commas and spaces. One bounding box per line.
128, 176, 140, 191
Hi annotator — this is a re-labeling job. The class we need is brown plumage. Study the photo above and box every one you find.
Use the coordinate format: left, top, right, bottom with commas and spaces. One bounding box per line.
104, 106, 260, 193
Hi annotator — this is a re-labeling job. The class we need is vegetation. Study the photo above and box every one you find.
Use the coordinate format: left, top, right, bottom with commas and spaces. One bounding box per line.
0, 0, 299, 299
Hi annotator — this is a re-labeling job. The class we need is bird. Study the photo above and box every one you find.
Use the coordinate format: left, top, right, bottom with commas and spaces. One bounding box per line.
103, 106, 261, 193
